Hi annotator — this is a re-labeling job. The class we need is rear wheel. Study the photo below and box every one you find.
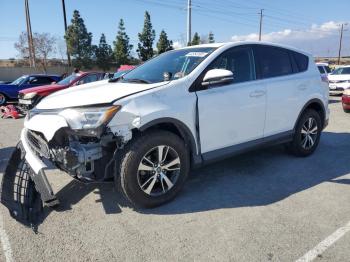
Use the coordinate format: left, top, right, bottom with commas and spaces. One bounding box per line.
0, 93, 7, 105
287, 109, 322, 157
343, 108, 350, 113
116, 130, 190, 208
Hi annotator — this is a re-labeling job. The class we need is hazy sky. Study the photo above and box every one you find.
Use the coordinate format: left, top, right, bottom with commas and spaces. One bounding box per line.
0, 0, 349, 58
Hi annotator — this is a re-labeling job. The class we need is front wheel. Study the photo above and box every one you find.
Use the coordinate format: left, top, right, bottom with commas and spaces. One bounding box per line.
287, 109, 322, 157
116, 130, 190, 208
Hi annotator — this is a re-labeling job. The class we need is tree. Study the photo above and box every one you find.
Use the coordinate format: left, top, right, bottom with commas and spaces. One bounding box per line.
65, 10, 93, 69
113, 19, 133, 65
208, 31, 215, 43
156, 30, 173, 54
14, 31, 56, 72
137, 11, 156, 61
191, 32, 201, 46
95, 34, 114, 71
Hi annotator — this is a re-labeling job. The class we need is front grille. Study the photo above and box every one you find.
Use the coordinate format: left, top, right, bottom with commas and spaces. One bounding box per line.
26, 130, 50, 158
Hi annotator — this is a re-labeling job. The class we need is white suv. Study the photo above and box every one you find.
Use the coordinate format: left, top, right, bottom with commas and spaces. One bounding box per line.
3, 42, 329, 210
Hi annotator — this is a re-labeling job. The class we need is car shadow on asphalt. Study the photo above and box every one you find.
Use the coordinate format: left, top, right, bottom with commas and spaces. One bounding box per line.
51, 180, 127, 215
44, 131, 350, 218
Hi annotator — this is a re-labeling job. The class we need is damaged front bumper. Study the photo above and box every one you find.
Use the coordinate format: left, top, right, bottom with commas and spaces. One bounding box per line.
0, 139, 58, 227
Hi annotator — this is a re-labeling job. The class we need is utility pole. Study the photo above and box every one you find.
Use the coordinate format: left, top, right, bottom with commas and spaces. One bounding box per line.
25, 0, 35, 67
337, 23, 348, 65
258, 9, 264, 41
187, 0, 192, 45
61, 0, 71, 66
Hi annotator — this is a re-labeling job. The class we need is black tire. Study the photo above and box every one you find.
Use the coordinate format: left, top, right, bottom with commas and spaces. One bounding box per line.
343, 108, 350, 113
0, 93, 7, 106
116, 130, 190, 208
287, 109, 322, 157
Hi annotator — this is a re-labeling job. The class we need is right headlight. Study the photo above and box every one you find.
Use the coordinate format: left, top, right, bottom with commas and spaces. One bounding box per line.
23, 92, 37, 99
58, 105, 121, 136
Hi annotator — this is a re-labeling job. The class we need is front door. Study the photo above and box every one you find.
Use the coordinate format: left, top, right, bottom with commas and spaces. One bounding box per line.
196, 46, 267, 156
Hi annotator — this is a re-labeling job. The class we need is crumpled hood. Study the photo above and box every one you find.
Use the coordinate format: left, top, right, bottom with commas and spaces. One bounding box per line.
19, 83, 66, 94
36, 80, 169, 109
328, 74, 350, 81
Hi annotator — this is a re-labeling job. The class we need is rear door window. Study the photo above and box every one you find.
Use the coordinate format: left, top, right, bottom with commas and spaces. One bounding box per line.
29, 76, 54, 85
255, 45, 293, 79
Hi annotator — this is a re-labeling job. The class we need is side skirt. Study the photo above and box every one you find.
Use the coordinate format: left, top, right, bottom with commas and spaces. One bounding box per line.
201, 131, 294, 165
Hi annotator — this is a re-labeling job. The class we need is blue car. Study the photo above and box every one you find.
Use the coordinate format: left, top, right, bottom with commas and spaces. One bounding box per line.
0, 74, 61, 105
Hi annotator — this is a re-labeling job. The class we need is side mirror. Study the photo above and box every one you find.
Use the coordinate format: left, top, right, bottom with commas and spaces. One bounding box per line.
202, 69, 234, 87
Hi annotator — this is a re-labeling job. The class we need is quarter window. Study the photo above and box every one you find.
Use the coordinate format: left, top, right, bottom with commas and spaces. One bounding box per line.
292, 51, 309, 72
208, 48, 256, 84
256, 46, 293, 78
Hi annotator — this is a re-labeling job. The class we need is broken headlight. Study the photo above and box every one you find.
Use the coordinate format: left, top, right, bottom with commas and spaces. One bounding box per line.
59, 105, 121, 136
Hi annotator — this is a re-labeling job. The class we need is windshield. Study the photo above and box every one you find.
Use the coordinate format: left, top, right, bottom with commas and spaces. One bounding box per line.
57, 73, 81, 85
11, 76, 27, 85
331, 67, 350, 75
122, 47, 216, 84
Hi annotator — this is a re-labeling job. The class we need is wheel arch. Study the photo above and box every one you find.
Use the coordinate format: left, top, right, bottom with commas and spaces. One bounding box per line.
294, 98, 326, 130
137, 118, 201, 167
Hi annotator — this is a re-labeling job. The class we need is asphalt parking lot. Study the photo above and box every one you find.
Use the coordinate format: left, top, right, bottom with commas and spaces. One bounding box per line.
0, 96, 349, 262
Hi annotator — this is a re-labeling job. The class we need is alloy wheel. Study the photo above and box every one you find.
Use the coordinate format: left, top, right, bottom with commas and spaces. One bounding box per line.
300, 117, 318, 150
137, 145, 181, 196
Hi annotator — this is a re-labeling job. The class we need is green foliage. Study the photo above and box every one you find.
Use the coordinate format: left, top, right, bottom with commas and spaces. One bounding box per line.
156, 30, 173, 54
64, 10, 93, 69
137, 11, 156, 61
191, 32, 201, 46
95, 34, 114, 71
113, 19, 133, 65
208, 31, 215, 43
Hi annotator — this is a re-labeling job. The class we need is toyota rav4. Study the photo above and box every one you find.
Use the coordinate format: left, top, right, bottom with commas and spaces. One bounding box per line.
2, 42, 329, 217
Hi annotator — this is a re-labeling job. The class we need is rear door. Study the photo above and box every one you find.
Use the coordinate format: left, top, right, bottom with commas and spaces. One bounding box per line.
254, 45, 308, 136
196, 46, 267, 155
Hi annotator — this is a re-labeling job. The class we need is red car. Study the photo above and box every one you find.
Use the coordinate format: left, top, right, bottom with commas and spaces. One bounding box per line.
342, 89, 350, 113
18, 72, 104, 111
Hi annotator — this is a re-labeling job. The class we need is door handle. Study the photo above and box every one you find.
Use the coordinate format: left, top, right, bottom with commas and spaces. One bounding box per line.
250, 90, 266, 97
298, 85, 307, 90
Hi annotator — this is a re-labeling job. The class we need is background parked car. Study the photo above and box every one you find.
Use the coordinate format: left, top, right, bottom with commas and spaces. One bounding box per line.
0, 74, 61, 105
342, 89, 350, 113
18, 71, 104, 111
328, 65, 350, 95
316, 62, 331, 83
113, 65, 136, 79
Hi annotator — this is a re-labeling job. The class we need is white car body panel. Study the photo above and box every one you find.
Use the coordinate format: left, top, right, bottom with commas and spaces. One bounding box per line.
37, 79, 170, 109
197, 80, 266, 153
24, 114, 68, 141
264, 59, 325, 136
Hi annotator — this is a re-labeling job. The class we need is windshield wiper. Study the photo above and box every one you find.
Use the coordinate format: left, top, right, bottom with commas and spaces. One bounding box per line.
109, 76, 123, 83
124, 78, 151, 84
